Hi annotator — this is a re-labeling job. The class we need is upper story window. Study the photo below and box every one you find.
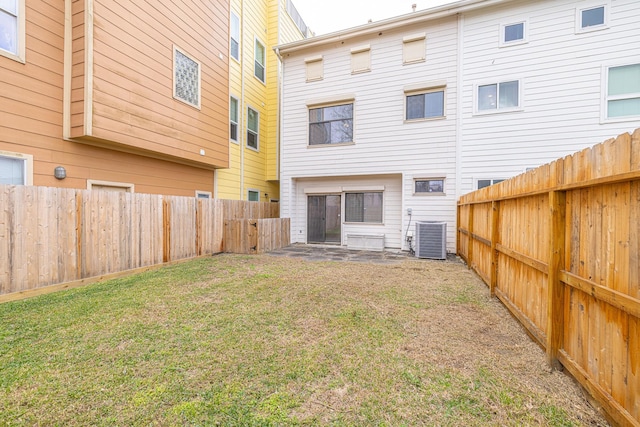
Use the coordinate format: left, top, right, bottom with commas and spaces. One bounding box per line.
230, 96, 239, 142
254, 39, 266, 82
406, 86, 445, 120
351, 45, 371, 74
286, 0, 309, 38
345, 192, 383, 223
309, 103, 353, 145
501, 21, 526, 46
305, 55, 323, 82
247, 107, 259, 150
477, 80, 520, 113
230, 12, 240, 61
606, 63, 640, 119
173, 46, 201, 109
0, 0, 24, 62
576, 4, 607, 33
0, 152, 30, 185
403, 33, 426, 65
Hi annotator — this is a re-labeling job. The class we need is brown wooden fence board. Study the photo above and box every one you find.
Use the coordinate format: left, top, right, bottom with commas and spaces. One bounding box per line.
458, 129, 640, 426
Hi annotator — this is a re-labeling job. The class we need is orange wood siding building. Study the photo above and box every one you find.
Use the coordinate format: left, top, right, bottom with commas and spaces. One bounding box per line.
0, 0, 229, 196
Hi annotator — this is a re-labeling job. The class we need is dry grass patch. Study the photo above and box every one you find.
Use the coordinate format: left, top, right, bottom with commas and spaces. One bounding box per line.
0, 254, 607, 426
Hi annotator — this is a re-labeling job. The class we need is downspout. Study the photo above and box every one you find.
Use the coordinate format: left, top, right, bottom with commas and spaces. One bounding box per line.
274, 46, 291, 232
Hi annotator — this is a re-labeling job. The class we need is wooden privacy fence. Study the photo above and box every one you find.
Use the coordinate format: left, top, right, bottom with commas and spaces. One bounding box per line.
223, 218, 291, 254
457, 130, 640, 427
0, 187, 286, 298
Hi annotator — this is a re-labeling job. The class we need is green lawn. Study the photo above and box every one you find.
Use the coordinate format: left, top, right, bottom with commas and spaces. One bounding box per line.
0, 255, 606, 426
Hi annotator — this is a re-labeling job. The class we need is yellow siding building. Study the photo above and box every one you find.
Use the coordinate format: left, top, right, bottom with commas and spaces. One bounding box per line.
217, 0, 310, 202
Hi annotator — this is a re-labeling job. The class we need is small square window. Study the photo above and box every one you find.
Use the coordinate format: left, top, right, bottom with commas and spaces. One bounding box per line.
173, 47, 201, 109
415, 179, 444, 194
305, 55, 323, 82
576, 5, 607, 33
254, 39, 266, 82
247, 107, 259, 149
230, 96, 239, 142
351, 45, 371, 74
248, 189, 260, 202
0, 154, 26, 184
406, 90, 445, 120
477, 80, 520, 112
501, 21, 526, 46
403, 33, 426, 64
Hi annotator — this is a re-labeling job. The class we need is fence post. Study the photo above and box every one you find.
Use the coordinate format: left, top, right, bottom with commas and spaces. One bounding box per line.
163, 197, 171, 263
467, 204, 474, 269
490, 201, 500, 297
547, 190, 566, 369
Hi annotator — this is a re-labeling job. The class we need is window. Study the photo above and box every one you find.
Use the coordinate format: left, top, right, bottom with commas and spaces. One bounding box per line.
345, 192, 383, 223
247, 107, 259, 149
230, 12, 240, 61
351, 45, 370, 74
309, 103, 353, 145
87, 180, 134, 192
196, 191, 212, 199
254, 39, 265, 82
403, 33, 426, 64
606, 63, 640, 119
305, 55, 323, 82
477, 179, 504, 190
477, 80, 520, 112
230, 96, 239, 142
0, 153, 27, 184
173, 46, 201, 109
501, 21, 526, 46
414, 179, 445, 194
577, 5, 606, 31
248, 189, 260, 202
0, 0, 24, 61
406, 90, 445, 120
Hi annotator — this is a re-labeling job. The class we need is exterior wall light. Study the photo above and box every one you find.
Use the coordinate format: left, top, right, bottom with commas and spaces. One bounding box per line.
54, 166, 66, 180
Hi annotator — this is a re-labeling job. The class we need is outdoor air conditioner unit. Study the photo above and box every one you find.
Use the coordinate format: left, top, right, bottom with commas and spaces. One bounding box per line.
415, 221, 447, 260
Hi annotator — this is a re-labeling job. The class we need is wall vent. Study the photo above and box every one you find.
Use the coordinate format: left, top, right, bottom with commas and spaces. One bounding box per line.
415, 221, 446, 259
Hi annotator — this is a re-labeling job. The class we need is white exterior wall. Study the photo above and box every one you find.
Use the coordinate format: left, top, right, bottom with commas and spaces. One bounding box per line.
459, 0, 640, 194
280, 16, 460, 251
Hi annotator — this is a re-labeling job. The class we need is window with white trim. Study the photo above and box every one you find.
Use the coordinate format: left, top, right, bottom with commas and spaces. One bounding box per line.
351, 45, 370, 74
414, 178, 445, 194
173, 46, 201, 109
477, 80, 520, 112
87, 180, 134, 192
247, 189, 260, 202
406, 88, 445, 120
606, 63, 640, 119
501, 21, 526, 46
577, 5, 607, 32
477, 179, 505, 190
254, 39, 265, 82
403, 33, 426, 64
0, 0, 22, 60
247, 107, 259, 149
230, 96, 239, 142
345, 192, 383, 223
309, 103, 353, 145
196, 191, 212, 199
0, 153, 28, 184
230, 12, 240, 61
305, 55, 323, 82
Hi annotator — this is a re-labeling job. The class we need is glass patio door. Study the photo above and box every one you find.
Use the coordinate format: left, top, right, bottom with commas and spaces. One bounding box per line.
307, 195, 341, 244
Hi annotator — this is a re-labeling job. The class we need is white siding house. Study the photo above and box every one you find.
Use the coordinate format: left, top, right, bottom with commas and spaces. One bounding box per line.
277, 0, 640, 253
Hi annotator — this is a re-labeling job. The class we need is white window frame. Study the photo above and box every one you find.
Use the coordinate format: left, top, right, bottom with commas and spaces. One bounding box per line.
307, 98, 355, 147
196, 190, 212, 199
499, 20, 528, 47
601, 61, 640, 123
413, 178, 446, 195
0, 150, 32, 185
87, 179, 134, 192
230, 96, 239, 143
247, 106, 259, 151
476, 178, 505, 190
0, 0, 25, 63
474, 79, 523, 115
247, 189, 260, 202
404, 81, 447, 122
254, 37, 266, 83
230, 11, 240, 62
575, 3, 609, 34
172, 45, 201, 109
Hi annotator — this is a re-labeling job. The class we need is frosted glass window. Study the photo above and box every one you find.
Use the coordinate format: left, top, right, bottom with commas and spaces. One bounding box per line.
607, 64, 640, 118
0, 155, 25, 184
478, 81, 519, 111
406, 90, 444, 120
174, 48, 200, 108
230, 13, 240, 61
0, 0, 17, 55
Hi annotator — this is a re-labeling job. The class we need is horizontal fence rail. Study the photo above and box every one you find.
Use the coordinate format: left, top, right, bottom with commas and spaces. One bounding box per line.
0, 188, 284, 299
457, 129, 640, 427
